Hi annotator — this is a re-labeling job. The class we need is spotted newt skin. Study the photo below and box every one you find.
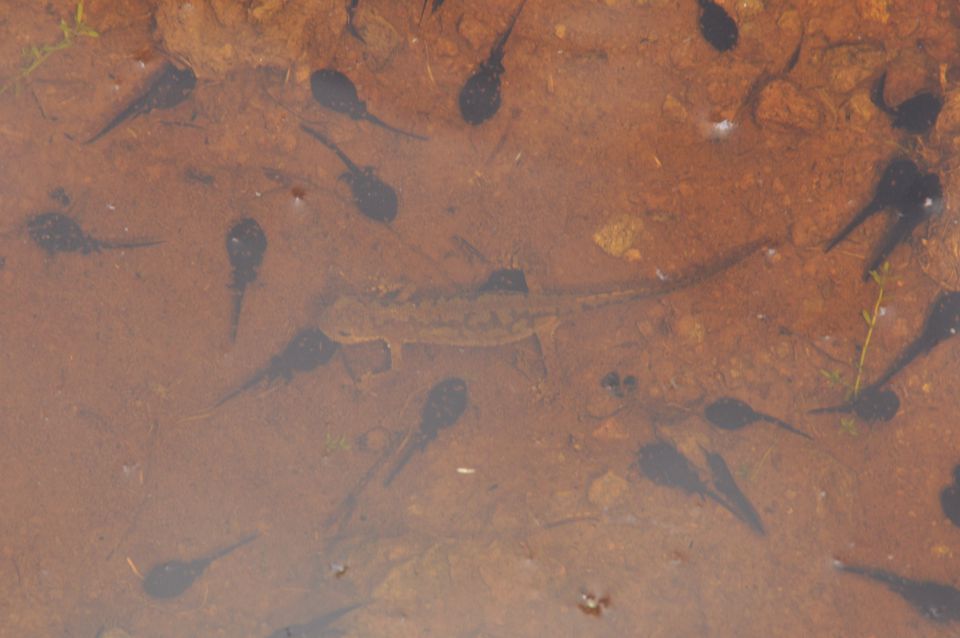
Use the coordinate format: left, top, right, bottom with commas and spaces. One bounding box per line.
314, 239, 767, 360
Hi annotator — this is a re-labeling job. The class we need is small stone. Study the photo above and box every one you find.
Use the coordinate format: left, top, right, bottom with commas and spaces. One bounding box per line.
591, 418, 630, 441
588, 471, 628, 509
754, 79, 823, 131
856, 0, 889, 23
593, 214, 645, 258
661, 94, 688, 123
675, 315, 705, 345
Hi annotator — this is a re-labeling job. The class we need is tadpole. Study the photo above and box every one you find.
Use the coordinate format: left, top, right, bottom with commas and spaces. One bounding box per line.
310, 69, 426, 140
27, 212, 162, 255
142, 533, 258, 599
383, 377, 469, 486
704, 397, 812, 439
86, 62, 196, 144
300, 124, 399, 223
225, 218, 267, 342
458, 0, 529, 125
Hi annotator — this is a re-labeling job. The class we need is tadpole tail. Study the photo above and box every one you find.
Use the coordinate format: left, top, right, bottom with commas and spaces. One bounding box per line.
363, 113, 429, 141
807, 402, 850, 415
702, 447, 766, 535
489, 0, 529, 60
324, 433, 402, 533
869, 337, 926, 389
301, 124, 361, 173
207, 531, 260, 562
762, 415, 813, 440
703, 488, 749, 526
296, 602, 368, 637
229, 287, 245, 343
98, 239, 164, 251
861, 216, 917, 281
215, 368, 268, 407
824, 202, 881, 252
346, 0, 365, 43
725, 495, 766, 536
382, 436, 422, 487
870, 72, 897, 115
346, 23, 365, 43
85, 101, 144, 144
834, 561, 900, 587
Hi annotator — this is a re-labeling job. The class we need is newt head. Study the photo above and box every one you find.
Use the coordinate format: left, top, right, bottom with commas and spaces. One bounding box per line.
314, 294, 383, 345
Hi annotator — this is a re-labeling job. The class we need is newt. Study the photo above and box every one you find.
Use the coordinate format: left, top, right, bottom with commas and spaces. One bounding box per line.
313, 239, 768, 366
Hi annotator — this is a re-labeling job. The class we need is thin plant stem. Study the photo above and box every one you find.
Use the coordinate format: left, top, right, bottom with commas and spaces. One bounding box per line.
852, 262, 890, 398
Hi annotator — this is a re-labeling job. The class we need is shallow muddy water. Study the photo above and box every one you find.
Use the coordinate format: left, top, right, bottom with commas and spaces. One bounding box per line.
1, 1, 959, 636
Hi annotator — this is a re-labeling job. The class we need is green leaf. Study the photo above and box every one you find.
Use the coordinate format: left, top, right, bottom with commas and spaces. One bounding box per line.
76, 0, 85, 25
869, 270, 882, 285
861, 309, 872, 325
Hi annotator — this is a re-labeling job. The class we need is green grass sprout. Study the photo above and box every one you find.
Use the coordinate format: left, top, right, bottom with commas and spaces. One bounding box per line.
852, 261, 890, 399
817, 262, 890, 435
839, 416, 858, 436
0, 1, 99, 97
819, 368, 844, 386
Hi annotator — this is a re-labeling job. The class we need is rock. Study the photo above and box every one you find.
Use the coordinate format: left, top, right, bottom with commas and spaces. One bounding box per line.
754, 79, 823, 132
154, 0, 341, 78
592, 214, 645, 258
818, 43, 885, 93
587, 471, 628, 509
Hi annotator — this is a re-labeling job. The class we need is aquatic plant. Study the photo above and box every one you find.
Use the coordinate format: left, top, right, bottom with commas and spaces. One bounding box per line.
0, 1, 99, 97
852, 261, 891, 398
817, 261, 890, 434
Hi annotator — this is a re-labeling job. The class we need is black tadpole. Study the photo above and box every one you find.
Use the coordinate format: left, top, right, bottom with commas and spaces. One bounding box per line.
636, 440, 746, 525
700, 446, 765, 535
263, 601, 367, 638
27, 212, 162, 256
834, 559, 960, 623
216, 327, 339, 406
824, 158, 921, 253
871, 71, 943, 134
310, 69, 427, 140
697, 0, 738, 52
808, 386, 899, 423
299, 124, 399, 223
142, 532, 258, 599
86, 62, 196, 144
940, 465, 960, 529
704, 397, 812, 439
867, 291, 960, 389
860, 172, 942, 281
383, 377, 469, 486
225, 218, 267, 342
458, 0, 528, 125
